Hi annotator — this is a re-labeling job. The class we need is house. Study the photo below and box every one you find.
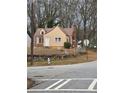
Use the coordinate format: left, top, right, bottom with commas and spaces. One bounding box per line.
34, 25, 77, 48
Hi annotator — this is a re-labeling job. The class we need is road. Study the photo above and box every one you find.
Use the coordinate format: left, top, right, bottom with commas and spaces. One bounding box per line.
27, 61, 97, 93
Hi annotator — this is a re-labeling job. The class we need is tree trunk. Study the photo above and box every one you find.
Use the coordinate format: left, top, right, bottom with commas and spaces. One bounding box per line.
30, 38, 34, 65
82, 18, 87, 47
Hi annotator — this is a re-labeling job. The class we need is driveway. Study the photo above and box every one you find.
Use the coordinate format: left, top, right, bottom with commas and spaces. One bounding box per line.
27, 61, 97, 93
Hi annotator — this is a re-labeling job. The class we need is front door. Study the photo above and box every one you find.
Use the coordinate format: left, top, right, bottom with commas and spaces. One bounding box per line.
44, 37, 50, 47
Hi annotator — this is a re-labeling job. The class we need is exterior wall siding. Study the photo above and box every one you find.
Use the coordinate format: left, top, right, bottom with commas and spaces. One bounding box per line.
44, 26, 67, 47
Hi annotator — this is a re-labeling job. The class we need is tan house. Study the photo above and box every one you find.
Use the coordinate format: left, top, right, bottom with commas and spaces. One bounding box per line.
34, 25, 76, 48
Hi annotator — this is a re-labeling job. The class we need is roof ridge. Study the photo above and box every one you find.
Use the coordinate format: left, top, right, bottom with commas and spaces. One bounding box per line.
35, 26, 74, 36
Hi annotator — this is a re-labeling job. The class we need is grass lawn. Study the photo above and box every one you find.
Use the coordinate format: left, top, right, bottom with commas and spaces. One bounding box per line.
27, 49, 96, 67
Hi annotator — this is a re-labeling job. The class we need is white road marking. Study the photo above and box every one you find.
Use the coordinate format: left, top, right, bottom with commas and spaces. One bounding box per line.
88, 79, 97, 90
45, 79, 64, 90
54, 79, 71, 90
28, 89, 97, 92
28, 78, 97, 92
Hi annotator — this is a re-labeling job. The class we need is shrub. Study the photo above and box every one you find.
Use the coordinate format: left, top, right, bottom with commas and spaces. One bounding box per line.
64, 42, 71, 49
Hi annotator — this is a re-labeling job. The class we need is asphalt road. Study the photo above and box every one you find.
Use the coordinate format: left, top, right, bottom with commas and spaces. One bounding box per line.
27, 61, 97, 93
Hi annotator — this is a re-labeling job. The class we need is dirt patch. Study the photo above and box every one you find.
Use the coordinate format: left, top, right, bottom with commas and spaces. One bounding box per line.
27, 78, 35, 89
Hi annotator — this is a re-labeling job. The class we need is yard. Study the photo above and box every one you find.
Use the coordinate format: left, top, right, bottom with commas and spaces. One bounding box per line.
27, 47, 75, 55
27, 47, 96, 66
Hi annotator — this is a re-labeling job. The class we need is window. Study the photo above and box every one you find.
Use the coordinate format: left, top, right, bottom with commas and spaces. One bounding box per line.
58, 38, 61, 42
55, 37, 61, 42
40, 31, 44, 35
39, 37, 41, 43
67, 38, 69, 42
55, 38, 57, 42
42, 37, 43, 43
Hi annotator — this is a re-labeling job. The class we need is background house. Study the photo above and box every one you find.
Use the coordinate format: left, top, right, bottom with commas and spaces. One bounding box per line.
34, 26, 76, 48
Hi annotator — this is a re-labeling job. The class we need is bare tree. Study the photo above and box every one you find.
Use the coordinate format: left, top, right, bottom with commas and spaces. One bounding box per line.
27, 0, 97, 57
73, 0, 97, 47
27, 0, 39, 65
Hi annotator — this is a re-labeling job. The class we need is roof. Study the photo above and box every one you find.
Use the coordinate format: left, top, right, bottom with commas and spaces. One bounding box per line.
35, 26, 75, 36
